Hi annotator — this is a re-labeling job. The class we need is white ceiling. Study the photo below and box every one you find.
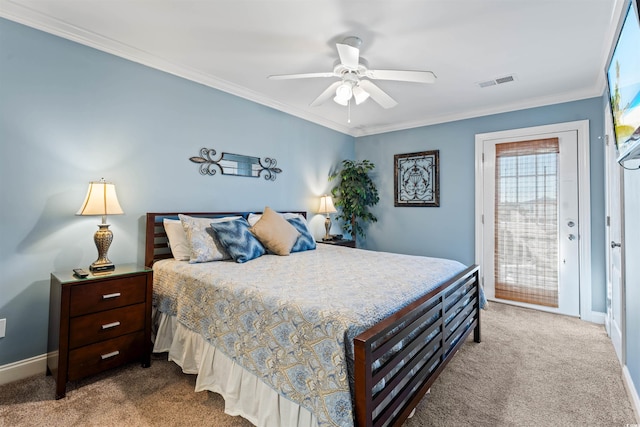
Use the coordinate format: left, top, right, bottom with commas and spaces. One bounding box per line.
0, 0, 625, 137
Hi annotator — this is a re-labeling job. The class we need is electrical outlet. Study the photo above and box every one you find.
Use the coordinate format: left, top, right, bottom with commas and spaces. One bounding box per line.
0, 318, 5, 338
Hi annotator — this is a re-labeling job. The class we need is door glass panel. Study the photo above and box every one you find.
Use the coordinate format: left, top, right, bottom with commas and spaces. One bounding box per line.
494, 138, 559, 307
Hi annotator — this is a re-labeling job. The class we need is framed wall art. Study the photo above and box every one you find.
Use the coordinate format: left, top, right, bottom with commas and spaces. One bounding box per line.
394, 150, 440, 207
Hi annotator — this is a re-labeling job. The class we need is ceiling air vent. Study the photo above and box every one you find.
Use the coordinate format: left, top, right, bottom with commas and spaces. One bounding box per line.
478, 80, 497, 88
478, 74, 516, 88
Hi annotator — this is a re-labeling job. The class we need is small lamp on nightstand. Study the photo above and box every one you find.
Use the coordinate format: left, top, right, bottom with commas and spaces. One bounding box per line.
76, 178, 124, 271
318, 194, 337, 241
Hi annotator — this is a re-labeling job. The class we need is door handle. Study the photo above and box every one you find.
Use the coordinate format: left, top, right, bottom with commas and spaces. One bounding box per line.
611, 241, 622, 248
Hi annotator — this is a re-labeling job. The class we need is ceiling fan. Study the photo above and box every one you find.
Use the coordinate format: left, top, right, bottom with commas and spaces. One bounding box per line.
268, 36, 436, 109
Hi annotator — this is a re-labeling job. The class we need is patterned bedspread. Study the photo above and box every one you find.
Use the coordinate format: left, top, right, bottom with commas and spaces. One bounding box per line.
153, 245, 466, 427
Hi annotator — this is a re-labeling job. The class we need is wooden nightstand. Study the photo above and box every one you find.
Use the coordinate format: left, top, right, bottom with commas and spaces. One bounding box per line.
318, 239, 356, 248
47, 263, 153, 399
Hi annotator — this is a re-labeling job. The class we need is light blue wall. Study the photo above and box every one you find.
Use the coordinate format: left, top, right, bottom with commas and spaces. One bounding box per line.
0, 18, 354, 365
354, 98, 607, 313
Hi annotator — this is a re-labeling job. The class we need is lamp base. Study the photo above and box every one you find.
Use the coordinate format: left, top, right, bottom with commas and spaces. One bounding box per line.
323, 215, 333, 241
91, 223, 115, 272
90, 263, 115, 272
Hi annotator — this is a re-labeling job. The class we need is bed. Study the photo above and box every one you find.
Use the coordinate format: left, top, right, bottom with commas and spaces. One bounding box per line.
145, 210, 481, 427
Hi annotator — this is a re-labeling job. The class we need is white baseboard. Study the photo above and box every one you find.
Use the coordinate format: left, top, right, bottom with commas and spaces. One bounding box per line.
587, 310, 606, 325
0, 353, 47, 385
487, 300, 606, 325
623, 366, 640, 423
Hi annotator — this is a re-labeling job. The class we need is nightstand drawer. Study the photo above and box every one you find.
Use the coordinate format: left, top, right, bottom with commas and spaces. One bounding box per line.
69, 303, 146, 349
70, 275, 147, 316
68, 331, 144, 381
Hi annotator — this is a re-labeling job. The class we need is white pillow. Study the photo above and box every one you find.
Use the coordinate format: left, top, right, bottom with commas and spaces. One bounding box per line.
163, 219, 190, 261
178, 214, 242, 263
248, 212, 306, 226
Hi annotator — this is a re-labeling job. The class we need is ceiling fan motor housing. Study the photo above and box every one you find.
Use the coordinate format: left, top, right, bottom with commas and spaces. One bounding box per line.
342, 36, 363, 48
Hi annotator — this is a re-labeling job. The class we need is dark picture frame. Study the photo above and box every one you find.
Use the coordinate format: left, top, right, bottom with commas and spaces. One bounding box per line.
394, 150, 440, 207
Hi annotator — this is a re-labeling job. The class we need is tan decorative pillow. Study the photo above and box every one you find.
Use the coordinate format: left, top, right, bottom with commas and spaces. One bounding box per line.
250, 206, 300, 256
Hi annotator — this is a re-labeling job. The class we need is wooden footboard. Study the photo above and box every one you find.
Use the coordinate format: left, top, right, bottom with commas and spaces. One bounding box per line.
353, 265, 480, 427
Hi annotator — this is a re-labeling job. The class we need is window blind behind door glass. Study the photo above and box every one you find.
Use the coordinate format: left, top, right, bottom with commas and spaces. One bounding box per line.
494, 138, 559, 307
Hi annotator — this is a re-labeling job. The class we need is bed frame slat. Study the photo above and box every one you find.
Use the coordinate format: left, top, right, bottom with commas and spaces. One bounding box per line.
446, 306, 477, 343
371, 302, 440, 363
371, 332, 441, 408
374, 345, 444, 427
371, 314, 442, 386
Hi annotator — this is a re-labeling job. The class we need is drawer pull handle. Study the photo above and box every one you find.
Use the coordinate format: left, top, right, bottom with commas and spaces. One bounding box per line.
101, 350, 120, 360
102, 292, 121, 300
101, 321, 121, 330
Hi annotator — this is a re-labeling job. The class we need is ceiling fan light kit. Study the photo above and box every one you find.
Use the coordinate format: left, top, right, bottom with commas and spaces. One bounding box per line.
268, 36, 436, 113
352, 85, 370, 105
334, 81, 354, 104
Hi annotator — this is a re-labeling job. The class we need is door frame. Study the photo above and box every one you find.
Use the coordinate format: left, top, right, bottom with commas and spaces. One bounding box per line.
474, 120, 593, 321
604, 101, 625, 363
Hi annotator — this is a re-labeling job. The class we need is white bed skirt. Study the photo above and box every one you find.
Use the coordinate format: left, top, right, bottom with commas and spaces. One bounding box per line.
153, 310, 319, 427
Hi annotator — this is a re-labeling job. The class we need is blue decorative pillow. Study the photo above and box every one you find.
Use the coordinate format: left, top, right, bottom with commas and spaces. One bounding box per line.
288, 217, 317, 253
210, 218, 265, 263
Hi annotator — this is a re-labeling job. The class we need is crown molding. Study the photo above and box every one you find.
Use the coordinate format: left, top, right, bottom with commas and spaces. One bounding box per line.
353, 86, 604, 137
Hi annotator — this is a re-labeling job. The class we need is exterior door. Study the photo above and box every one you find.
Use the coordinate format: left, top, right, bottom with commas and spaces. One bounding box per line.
481, 130, 580, 317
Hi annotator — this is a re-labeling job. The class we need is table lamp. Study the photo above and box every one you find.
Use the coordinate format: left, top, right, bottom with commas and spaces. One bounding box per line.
318, 194, 337, 241
76, 178, 124, 271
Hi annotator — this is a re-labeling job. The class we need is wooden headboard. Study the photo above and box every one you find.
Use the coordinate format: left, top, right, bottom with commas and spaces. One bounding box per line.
144, 211, 307, 267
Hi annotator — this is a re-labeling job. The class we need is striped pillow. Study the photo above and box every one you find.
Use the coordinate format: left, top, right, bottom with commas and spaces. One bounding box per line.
288, 217, 317, 253
210, 217, 265, 263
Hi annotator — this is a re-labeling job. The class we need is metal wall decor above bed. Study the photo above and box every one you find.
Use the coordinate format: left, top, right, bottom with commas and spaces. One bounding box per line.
190, 147, 282, 181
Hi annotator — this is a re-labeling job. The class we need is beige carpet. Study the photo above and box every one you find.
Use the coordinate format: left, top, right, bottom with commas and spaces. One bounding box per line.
1, 302, 636, 426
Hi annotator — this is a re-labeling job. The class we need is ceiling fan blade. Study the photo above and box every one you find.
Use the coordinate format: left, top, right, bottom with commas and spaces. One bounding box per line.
365, 69, 436, 84
310, 81, 342, 107
336, 43, 360, 70
358, 80, 398, 109
268, 72, 335, 80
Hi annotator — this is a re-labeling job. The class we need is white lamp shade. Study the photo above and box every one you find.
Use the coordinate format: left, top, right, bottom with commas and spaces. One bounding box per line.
333, 95, 349, 106
353, 85, 370, 105
76, 180, 124, 216
335, 82, 353, 101
318, 195, 337, 214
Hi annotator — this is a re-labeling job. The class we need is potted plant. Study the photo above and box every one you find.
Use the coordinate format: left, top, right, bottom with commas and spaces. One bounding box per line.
329, 159, 380, 241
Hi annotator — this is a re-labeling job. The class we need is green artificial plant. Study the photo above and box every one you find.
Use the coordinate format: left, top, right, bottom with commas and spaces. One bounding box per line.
329, 159, 380, 240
